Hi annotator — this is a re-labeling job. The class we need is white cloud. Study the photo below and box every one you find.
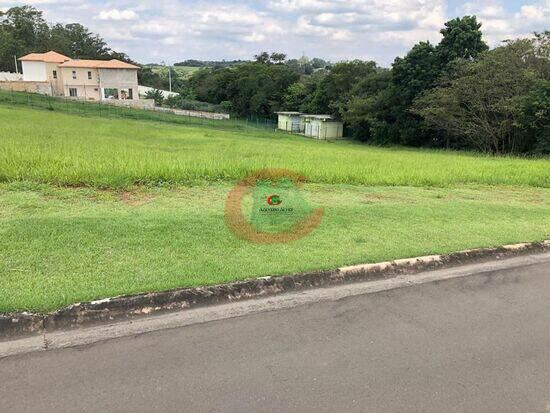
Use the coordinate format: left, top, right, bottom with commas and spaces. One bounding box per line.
243, 33, 266, 42
2, 0, 547, 66
96, 9, 138, 21
461, 0, 549, 45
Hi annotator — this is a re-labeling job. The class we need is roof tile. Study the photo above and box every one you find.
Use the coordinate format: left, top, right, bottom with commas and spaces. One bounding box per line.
19, 51, 71, 63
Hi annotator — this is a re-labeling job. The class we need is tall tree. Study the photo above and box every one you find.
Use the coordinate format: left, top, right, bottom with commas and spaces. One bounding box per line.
48, 23, 110, 59
412, 36, 548, 153
309, 60, 378, 117
0, 6, 49, 71
436, 16, 488, 64
0, 5, 133, 72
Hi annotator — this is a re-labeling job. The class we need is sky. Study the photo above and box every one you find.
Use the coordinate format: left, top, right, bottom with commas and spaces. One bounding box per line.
1, 0, 548, 66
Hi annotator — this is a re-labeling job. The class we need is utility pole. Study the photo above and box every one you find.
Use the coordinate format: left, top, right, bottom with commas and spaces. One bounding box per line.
14, 55, 19, 73
161, 60, 172, 92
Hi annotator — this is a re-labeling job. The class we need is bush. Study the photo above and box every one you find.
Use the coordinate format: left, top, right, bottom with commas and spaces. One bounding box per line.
144, 89, 164, 106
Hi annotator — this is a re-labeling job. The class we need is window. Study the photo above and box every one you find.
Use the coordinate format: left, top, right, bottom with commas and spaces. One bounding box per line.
103, 88, 118, 99
69, 88, 77, 97
52, 70, 57, 79
72, 71, 76, 79
88, 71, 92, 80
120, 88, 133, 100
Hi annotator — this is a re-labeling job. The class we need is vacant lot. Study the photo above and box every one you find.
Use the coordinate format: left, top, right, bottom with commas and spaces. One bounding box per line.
0, 105, 549, 312
1, 106, 549, 189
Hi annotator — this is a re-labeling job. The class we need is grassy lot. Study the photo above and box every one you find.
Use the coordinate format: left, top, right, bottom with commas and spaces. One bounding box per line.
1, 182, 549, 312
0, 104, 549, 312
1, 106, 548, 189
0, 90, 256, 131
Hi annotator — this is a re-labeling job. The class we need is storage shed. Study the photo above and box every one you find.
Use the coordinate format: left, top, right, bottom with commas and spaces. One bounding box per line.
276, 112, 303, 133
301, 115, 343, 139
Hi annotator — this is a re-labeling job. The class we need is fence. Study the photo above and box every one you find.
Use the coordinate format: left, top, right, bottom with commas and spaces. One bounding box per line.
0, 89, 279, 133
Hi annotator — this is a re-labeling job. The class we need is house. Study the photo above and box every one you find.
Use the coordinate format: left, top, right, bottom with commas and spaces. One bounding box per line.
18, 51, 139, 101
276, 112, 344, 139
275, 111, 303, 133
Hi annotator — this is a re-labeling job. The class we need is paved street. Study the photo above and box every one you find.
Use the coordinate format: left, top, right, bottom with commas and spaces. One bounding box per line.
1, 259, 549, 412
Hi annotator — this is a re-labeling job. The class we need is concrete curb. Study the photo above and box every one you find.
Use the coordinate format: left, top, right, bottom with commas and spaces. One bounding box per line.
1, 240, 549, 340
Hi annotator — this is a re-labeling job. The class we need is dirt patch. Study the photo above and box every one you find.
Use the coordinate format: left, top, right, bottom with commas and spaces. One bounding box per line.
118, 191, 156, 206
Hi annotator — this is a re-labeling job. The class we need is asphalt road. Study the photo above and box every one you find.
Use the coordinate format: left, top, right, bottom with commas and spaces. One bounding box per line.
1, 260, 549, 412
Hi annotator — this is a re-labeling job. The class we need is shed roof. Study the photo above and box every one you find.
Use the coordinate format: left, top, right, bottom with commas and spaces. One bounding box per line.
301, 114, 335, 120
275, 111, 303, 115
19, 51, 71, 63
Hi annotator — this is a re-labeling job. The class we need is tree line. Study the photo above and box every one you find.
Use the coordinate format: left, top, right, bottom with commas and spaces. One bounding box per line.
187, 18, 548, 154
1, 6, 548, 154
0, 6, 131, 71
0, 6, 159, 88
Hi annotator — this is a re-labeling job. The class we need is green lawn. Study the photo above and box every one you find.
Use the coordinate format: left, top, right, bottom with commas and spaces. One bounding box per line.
0, 105, 549, 312
1, 106, 548, 188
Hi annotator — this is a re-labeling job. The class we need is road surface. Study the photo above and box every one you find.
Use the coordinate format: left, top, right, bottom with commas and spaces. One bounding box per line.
1, 259, 549, 412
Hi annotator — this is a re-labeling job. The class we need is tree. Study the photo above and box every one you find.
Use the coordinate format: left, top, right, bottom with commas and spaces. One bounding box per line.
282, 82, 307, 111
144, 89, 164, 106
521, 80, 550, 153
48, 23, 110, 59
254, 51, 287, 65
270, 52, 287, 64
342, 69, 393, 140
0, 6, 49, 71
412, 36, 548, 153
188, 58, 299, 117
393, 41, 440, 102
436, 16, 488, 64
254, 52, 271, 64
309, 60, 378, 117
385, 41, 441, 145
0, 6, 134, 72
356, 16, 489, 146
310, 57, 330, 69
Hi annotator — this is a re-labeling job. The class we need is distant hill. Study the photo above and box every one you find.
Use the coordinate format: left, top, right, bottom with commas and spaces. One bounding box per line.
173, 59, 248, 68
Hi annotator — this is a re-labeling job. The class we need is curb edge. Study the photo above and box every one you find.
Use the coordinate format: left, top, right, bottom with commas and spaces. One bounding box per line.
1, 240, 549, 340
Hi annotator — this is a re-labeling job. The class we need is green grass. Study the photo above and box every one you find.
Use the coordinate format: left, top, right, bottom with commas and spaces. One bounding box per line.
1, 182, 548, 312
0, 104, 549, 312
1, 105, 549, 189
0, 89, 266, 132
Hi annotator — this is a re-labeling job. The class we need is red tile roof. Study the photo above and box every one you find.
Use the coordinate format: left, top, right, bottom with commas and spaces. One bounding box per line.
19, 51, 71, 63
59, 59, 139, 69
18, 51, 139, 69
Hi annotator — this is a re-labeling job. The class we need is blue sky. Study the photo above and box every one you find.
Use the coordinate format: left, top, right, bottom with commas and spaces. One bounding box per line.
1, 0, 548, 65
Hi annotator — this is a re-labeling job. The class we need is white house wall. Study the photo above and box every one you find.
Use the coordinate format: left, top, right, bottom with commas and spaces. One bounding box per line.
21, 61, 47, 81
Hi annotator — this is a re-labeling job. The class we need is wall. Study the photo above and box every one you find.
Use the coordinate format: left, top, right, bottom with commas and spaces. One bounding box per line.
58, 67, 101, 100
46, 63, 64, 96
61, 67, 100, 87
154, 106, 230, 120
0, 72, 23, 81
99, 69, 138, 89
278, 115, 303, 132
278, 115, 291, 130
64, 85, 101, 100
21, 61, 47, 81
0, 81, 51, 95
320, 122, 344, 139
138, 85, 178, 99
102, 98, 155, 109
